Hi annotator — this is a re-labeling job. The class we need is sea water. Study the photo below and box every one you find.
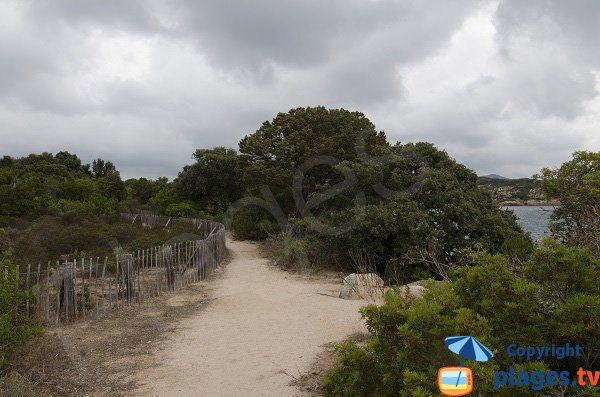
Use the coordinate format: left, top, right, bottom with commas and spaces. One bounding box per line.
502, 206, 557, 242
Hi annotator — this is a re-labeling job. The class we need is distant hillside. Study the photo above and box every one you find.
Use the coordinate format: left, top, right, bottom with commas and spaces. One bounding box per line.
480, 173, 509, 180
478, 177, 559, 206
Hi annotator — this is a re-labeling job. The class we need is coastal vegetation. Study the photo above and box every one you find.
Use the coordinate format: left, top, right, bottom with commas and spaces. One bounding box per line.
1, 107, 598, 397
323, 151, 600, 397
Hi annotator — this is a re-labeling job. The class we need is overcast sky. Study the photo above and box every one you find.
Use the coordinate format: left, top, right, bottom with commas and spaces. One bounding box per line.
1, 0, 598, 179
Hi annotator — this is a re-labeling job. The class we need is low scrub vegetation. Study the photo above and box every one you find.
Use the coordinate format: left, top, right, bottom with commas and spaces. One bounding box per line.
1, 107, 598, 396
323, 240, 600, 396
323, 151, 600, 397
0, 229, 41, 369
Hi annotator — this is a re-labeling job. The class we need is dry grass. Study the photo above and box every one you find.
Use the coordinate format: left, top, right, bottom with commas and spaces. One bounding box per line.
0, 372, 43, 397
5, 250, 231, 397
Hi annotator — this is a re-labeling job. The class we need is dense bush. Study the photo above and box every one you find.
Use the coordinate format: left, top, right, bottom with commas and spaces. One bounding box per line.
323, 240, 600, 396
0, 229, 39, 368
8, 216, 205, 267
538, 150, 600, 257
174, 147, 244, 212
0, 153, 127, 219
234, 108, 529, 280
229, 207, 279, 240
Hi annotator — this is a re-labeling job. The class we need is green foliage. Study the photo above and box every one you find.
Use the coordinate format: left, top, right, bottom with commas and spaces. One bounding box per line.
239, 106, 388, 214
90, 158, 116, 178
79, 286, 94, 312
323, 341, 382, 397
8, 216, 204, 267
538, 151, 600, 256
271, 233, 311, 272
324, 283, 493, 396
96, 173, 126, 201
0, 229, 39, 367
230, 207, 279, 240
0, 152, 126, 218
174, 147, 244, 212
124, 177, 167, 204
164, 201, 198, 217
235, 107, 527, 280
324, 242, 600, 396
322, 142, 527, 278
453, 254, 545, 350
148, 184, 179, 215
524, 237, 599, 307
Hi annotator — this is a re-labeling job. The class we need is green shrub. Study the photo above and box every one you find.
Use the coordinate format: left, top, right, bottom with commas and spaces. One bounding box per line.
323, 341, 382, 396
273, 235, 310, 272
323, 242, 600, 396
9, 215, 203, 267
0, 229, 40, 368
230, 207, 279, 240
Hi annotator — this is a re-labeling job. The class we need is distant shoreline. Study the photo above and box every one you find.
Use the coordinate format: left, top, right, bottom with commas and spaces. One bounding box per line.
498, 200, 560, 207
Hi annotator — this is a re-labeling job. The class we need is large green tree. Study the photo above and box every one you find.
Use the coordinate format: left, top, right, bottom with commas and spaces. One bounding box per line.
324, 142, 527, 279
174, 147, 244, 212
234, 107, 527, 280
239, 107, 388, 214
538, 151, 600, 256
125, 177, 166, 204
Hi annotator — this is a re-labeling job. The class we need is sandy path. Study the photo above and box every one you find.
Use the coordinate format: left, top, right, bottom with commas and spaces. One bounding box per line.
133, 238, 366, 397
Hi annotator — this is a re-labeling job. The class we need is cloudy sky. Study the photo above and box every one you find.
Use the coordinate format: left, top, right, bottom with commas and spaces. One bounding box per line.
1, 0, 598, 179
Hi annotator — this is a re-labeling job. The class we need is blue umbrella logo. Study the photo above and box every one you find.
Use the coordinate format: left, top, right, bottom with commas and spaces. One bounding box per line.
445, 336, 493, 362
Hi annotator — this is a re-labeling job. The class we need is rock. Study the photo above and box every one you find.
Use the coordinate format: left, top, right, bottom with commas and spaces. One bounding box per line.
399, 279, 444, 298
399, 284, 425, 298
339, 273, 385, 300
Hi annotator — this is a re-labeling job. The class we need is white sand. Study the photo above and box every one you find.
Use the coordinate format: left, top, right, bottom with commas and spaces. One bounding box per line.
133, 238, 366, 397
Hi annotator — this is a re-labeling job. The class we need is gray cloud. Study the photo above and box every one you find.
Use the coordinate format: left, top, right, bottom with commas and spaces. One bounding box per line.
493, 0, 599, 119
0, 0, 598, 180
28, 0, 167, 33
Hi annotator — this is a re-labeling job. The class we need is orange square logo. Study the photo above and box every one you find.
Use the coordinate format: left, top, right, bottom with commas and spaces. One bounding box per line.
438, 367, 473, 396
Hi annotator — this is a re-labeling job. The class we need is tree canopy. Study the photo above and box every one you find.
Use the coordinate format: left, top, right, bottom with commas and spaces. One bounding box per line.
538, 150, 600, 256
174, 147, 244, 212
239, 106, 388, 214
324, 151, 600, 397
234, 107, 528, 279
0, 152, 125, 217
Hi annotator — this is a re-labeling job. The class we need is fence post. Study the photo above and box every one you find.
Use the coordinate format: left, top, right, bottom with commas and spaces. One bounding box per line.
124, 254, 135, 304
55, 262, 60, 324
62, 263, 76, 322
115, 255, 120, 309
30, 216, 225, 324
26, 264, 31, 319
166, 246, 175, 291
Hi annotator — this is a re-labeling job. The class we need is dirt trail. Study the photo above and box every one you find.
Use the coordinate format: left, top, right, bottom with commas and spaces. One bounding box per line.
133, 238, 366, 396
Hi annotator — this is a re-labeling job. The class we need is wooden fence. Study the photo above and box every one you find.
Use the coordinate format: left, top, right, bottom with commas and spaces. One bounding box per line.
121, 211, 214, 230
11, 216, 226, 324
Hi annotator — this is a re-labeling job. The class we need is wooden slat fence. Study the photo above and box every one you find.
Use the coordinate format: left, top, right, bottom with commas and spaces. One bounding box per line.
9, 217, 226, 324
121, 212, 216, 232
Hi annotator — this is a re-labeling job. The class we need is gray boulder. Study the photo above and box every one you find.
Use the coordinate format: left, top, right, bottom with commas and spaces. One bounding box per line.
399, 284, 426, 298
339, 273, 385, 300
398, 279, 444, 298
